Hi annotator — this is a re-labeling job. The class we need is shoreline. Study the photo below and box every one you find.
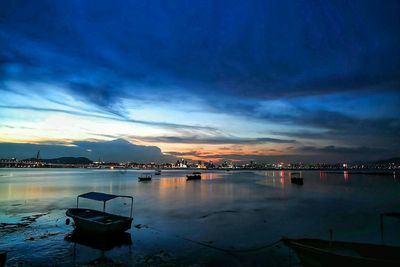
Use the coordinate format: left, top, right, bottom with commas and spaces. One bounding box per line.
0, 167, 398, 175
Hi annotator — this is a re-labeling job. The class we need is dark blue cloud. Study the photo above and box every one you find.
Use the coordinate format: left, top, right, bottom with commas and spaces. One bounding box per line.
275, 110, 400, 148
132, 135, 296, 145
0, 139, 175, 163
0, 104, 217, 131
1, 1, 399, 100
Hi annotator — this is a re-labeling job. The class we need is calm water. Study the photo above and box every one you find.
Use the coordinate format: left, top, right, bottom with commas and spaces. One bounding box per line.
1, 169, 400, 266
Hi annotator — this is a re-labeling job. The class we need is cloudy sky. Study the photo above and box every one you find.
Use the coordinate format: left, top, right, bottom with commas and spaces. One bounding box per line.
0, 0, 399, 163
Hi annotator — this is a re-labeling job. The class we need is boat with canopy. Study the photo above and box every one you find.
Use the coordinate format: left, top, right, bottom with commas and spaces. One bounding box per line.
187, 172, 202, 180
66, 192, 133, 235
138, 173, 152, 181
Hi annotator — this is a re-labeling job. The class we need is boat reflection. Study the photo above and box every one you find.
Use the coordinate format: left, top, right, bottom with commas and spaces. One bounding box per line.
65, 230, 132, 266
65, 230, 132, 251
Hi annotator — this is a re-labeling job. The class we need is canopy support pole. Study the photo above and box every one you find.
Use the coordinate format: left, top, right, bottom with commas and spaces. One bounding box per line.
75, 192, 134, 218
130, 197, 133, 218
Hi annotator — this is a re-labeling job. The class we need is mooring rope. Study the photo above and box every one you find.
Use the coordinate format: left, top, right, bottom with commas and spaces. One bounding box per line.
143, 225, 282, 254
178, 235, 282, 253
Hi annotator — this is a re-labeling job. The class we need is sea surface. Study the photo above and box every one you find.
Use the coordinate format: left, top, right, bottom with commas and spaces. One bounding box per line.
1, 169, 400, 266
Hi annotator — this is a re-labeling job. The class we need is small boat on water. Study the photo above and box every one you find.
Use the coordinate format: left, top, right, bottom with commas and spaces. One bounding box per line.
291, 172, 303, 185
138, 173, 152, 181
187, 172, 202, 180
66, 192, 133, 235
283, 238, 400, 267
155, 169, 161, 175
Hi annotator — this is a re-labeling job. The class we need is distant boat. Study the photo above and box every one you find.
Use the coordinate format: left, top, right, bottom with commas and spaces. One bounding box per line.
66, 192, 133, 235
138, 173, 152, 181
155, 170, 161, 175
187, 172, 202, 180
291, 172, 303, 185
283, 238, 400, 267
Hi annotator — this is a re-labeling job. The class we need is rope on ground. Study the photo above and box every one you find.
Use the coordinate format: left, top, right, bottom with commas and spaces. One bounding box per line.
178, 235, 281, 253
144, 225, 282, 254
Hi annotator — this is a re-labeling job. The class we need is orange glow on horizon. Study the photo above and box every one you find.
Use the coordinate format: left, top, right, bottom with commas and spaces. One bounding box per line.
0, 134, 293, 163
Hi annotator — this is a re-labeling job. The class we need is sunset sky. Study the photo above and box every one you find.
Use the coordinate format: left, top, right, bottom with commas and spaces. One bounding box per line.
1, 1, 399, 163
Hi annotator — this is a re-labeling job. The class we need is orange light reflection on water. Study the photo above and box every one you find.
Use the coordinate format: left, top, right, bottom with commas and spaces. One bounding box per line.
157, 173, 225, 202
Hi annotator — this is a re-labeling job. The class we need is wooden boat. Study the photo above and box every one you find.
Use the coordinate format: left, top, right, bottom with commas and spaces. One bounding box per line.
155, 169, 161, 175
291, 172, 303, 185
138, 173, 152, 181
66, 192, 133, 235
283, 212, 400, 267
187, 172, 202, 180
283, 238, 400, 267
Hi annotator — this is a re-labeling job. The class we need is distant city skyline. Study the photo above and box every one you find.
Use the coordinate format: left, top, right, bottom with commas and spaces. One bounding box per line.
1, 1, 399, 163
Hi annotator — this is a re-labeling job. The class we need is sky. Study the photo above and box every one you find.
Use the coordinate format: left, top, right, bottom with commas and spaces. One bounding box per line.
0, 0, 399, 163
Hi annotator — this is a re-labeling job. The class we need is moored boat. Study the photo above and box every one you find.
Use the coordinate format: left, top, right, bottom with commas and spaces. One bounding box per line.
155, 170, 161, 175
283, 238, 400, 267
187, 172, 202, 180
138, 173, 152, 181
66, 192, 133, 235
284, 212, 400, 267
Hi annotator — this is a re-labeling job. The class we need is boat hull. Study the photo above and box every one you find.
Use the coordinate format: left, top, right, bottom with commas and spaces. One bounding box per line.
66, 208, 132, 235
283, 238, 400, 267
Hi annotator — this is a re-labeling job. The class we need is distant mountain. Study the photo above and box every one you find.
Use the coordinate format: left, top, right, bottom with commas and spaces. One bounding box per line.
1, 139, 175, 163
23, 157, 93, 165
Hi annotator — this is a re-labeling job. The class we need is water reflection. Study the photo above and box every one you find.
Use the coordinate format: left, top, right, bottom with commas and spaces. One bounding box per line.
157, 173, 226, 202
65, 230, 132, 251
3, 169, 400, 266
280, 170, 285, 189
320, 171, 328, 180
159, 176, 186, 189
260, 171, 286, 190
344, 170, 349, 182
65, 230, 132, 265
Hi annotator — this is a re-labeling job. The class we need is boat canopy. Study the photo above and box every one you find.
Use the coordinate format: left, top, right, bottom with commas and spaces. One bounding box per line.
77, 192, 134, 218
78, 192, 119, 202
